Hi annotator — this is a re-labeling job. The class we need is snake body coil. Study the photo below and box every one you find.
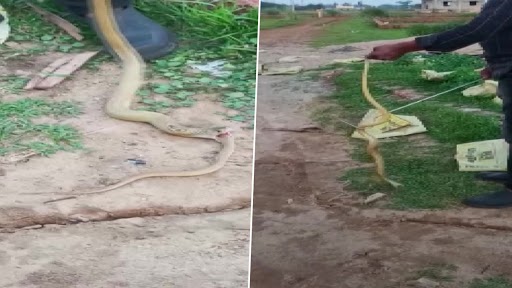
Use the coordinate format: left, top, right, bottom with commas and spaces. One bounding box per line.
44, 0, 235, 203
357, 60, 401, 188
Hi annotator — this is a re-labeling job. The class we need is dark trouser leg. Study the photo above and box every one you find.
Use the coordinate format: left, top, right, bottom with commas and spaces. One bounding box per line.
475, 78, 512, 184
463, 77, 512, 208
55, 0, 178, 60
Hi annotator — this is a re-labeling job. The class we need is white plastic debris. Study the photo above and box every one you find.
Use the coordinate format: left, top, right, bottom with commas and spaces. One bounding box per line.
0, 3, 10, 45
421, 69, 454, 81
189, 60, 231, 77
364, 193, 387, 204
462, 80, 498, 97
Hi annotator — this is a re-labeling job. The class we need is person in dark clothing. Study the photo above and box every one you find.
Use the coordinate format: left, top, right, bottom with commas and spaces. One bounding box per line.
56, 0, 178, 60
367, 0, 512, 208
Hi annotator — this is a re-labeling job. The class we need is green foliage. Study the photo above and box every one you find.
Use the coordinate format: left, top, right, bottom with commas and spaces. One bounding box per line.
360, 7, 389, 17
134, 0, 259, 57
325, 9, 341, 17
407, 22, 465, 36
469, 278, 512, 288
265, 8, 282, 15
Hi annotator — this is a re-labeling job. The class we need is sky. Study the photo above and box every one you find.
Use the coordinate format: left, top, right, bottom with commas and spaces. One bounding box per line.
267, 0, 421, 6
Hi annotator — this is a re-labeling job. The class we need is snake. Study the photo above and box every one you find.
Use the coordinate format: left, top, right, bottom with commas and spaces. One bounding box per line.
43, 0, 235, 204
356, 59, 401, 188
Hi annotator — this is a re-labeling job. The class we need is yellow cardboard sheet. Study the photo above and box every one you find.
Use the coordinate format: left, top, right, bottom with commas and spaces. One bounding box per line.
455, 139, 509, 171
351, 109, 427, 139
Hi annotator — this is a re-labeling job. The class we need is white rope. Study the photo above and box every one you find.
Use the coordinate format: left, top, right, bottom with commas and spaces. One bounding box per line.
389, 80, 480, 113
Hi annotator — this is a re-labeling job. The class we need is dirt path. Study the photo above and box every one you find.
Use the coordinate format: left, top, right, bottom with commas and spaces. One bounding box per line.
259, 17, 348, 47
251, 25, 512, 287
0, 210, 250, 288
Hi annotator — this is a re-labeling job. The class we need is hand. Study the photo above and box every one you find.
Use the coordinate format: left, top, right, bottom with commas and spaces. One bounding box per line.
367, 44, 407, 61
367, 40, 421, 61
480, 67, 492, 80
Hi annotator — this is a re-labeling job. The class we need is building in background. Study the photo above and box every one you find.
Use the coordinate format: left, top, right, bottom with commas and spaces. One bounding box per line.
421, 0, 483, 12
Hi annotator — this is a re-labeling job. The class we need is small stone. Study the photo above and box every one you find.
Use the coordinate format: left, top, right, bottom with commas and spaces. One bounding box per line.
0, 168, 5, 176
287, 199, 293, 204
364, 193, 387, 204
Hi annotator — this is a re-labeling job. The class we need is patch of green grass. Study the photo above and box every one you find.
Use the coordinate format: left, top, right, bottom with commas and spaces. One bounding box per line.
135, 47, 256, 125
415, 263, 457, 282
260, 14, 310, 30
312, 16, 409, 47
134, 0, 259, 57
469, 277, 512, 288
0, 75, 30, 95
0, 99, 82, 156
316, 53, 503, 209
360, 7, 389, 17
407, 22, 466, 37
0, 1, 98, 57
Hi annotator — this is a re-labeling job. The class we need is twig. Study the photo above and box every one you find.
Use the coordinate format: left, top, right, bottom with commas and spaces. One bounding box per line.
262, 126, 323, 133
43, 196, 77, 204
27, 3, 84, 41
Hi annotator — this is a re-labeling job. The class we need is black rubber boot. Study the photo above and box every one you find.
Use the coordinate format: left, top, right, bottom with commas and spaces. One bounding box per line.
462, 189, 512, 208
463, 146, 512, 208
475, 143, 512, 183
475, 171, 510, 183
55, 0, 178, 60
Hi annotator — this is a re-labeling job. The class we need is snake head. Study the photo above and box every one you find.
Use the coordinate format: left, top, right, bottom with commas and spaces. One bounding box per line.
214, 127, 234, 141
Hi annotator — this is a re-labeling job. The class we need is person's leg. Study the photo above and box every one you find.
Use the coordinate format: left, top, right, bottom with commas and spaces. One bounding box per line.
475, 77, 512, 183
55, 0, 178, 60
463, 76, 512, 208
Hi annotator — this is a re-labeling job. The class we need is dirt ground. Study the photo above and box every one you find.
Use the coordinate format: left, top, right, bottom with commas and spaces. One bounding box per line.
259, 17, 348, 47
0, 50, 252, 285
251, 20, 512, 287
0, 210, 250, 288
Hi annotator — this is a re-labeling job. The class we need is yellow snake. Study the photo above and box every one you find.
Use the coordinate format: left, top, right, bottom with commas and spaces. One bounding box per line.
357, 60, 401, 188
44, 0, 235, 204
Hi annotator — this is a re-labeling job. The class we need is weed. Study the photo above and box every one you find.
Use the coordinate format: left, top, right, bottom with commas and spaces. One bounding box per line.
137, 48, 256, 125
265, 8, 282, 16
325, 9, 341, 17
0, 99, 82, 156
360, 8, 389, 18
260, 14, 309, 30
313, 17, 408, 47
407, 22, 466, 36
469, 277, 512, 288
415, 263, 457, 282
0, 75, 30, 95
134, 0, 259, 57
